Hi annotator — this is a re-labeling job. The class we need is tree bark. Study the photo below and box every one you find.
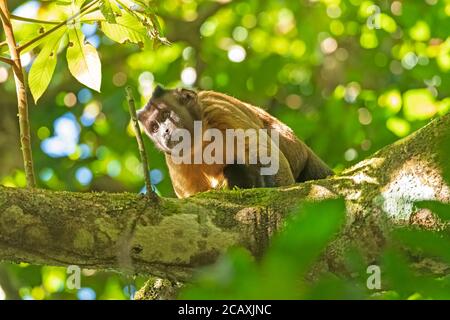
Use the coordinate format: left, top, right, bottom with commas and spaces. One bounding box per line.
0, 113, 449, 282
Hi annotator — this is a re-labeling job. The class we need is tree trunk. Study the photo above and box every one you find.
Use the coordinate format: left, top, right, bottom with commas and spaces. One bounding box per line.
0, 114, 449, 282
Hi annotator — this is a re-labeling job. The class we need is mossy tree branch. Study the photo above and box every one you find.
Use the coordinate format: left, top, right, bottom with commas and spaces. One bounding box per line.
0, 113, 449, 281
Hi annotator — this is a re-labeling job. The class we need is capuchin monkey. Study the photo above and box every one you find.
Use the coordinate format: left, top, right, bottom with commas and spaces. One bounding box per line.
137, 85, 333, 198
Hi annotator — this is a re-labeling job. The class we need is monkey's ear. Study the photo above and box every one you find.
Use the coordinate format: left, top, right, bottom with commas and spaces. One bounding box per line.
178, 88, 197, 105
137, 108, 146, 123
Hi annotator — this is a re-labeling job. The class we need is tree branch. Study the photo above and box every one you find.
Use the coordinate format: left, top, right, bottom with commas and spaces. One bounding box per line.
0, 0, 36, 188
0, 113, 449, 281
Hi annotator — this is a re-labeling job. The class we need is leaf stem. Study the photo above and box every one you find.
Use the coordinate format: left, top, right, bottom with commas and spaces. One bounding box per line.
125, 86, 158, 201
0, 55, 13, 65
10, 14, 61, 25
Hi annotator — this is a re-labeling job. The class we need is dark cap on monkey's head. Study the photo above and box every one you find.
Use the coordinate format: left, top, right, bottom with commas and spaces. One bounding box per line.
152, 84, 166, 99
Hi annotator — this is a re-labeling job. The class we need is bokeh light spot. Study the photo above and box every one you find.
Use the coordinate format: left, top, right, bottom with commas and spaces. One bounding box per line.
75, 167, 93, 186
181, 67, 197, 86
228, 45, 246, 63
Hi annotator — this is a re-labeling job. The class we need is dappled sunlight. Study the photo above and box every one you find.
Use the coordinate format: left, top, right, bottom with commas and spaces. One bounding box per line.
306, 184, 336, 200
374, 159, 450, 221
341, 157, 385, 175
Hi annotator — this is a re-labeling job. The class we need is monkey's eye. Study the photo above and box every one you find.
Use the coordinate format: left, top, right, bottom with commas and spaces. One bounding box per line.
161, 111, 170, 120
150, 122, 159, 133
179, 90, 195, 104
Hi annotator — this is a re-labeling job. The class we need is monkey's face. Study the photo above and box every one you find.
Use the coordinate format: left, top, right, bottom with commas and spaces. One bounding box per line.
137, 85, 200, 154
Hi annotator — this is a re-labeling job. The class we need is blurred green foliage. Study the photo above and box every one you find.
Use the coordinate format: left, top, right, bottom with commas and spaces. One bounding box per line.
0, 0, 449, 299
180, 199, 450, 300
180, 199, 357, 299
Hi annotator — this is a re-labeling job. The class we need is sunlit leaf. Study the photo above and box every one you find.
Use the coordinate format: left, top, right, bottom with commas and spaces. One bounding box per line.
28, 29, 66, 103
100, 0, 117, 23
99, 12, 149, 47
66, 28, 102, 91
54, 0, 72, 5
75, 0, 87, 7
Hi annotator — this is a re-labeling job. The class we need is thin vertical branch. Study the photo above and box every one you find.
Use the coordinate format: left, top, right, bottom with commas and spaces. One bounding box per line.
125, 86, 158, 200
0, 1, 36, 188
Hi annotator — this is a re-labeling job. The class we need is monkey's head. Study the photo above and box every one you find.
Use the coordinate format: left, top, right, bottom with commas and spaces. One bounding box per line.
137, 85, 201, 154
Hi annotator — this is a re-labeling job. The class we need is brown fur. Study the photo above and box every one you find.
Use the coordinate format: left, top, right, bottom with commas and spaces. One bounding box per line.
138, 87, 333, 198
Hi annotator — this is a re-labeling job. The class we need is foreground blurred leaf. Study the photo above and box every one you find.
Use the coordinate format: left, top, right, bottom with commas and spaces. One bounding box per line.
66, 28, 102, 91
394, 228, 450, 264
382, 249, 450, 299
264, 198, 346, 275
416, 201, 450, 221
181, 198, 346, 299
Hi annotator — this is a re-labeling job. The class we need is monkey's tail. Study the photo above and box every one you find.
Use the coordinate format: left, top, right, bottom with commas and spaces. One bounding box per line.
296, 150, 334, 182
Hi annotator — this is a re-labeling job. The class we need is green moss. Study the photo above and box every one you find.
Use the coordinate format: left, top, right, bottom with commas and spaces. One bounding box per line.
133, 213, 238, 265
189, 248, 221, 266
25, 224, 51, 245
95, 217, 121, 244
0, 190, 6, 208
73, 228, 95, 252
0, 205, 41, 236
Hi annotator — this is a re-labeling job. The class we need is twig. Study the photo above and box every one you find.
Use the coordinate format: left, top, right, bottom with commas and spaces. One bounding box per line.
125, 86, 158, 200
10, 14, 61, 25
0, 55, 13, 65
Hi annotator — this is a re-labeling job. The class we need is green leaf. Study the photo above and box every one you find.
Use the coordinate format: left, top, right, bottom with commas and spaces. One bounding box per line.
75, 0, 87, 7
100, 0, 117, 23
28, 29, 66, 103
417, 201, 450, 221
66, 28, 101, 92
99, 11, 149, 47
54, 0, 72, 5
264, 198, 346, 275
394, 228, 450, 264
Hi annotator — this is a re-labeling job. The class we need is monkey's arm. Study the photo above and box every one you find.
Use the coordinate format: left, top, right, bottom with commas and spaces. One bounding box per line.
223, 164, 276, 188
